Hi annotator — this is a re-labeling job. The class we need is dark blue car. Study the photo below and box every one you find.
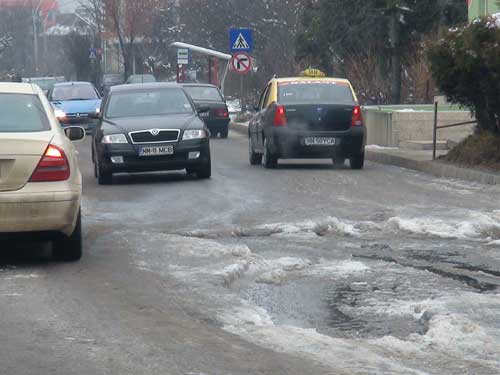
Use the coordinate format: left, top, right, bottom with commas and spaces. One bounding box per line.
48, 82, 102, 132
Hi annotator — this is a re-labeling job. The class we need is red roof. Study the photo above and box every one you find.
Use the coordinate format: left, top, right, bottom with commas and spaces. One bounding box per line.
0, 0, 58, 12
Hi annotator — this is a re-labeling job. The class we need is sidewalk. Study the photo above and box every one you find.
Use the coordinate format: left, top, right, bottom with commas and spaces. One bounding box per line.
229, 121, 500, 185
366, 146, 500, 185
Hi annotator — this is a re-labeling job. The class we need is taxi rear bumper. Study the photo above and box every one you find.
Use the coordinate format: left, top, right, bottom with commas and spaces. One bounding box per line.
267, 126, 366, 159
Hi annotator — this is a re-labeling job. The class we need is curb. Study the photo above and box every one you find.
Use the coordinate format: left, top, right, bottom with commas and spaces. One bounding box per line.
366, 150, 500, 185
230, 122, 248, 135
228, 124, 499, 185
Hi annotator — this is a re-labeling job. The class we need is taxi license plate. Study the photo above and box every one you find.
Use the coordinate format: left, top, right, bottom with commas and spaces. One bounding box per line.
304, 137, 337, 146
138, 145, 174, 156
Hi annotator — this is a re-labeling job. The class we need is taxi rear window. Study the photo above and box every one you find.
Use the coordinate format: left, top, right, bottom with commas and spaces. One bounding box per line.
278, 82, 354, 105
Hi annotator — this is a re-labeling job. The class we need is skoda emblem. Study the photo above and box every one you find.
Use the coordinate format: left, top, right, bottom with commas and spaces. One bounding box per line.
150, 129, 160, 136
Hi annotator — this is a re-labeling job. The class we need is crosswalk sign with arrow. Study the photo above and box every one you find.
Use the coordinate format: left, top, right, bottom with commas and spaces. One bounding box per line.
229, 28, 253, 53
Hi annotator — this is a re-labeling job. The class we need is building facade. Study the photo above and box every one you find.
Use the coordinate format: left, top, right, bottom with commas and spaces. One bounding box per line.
468, 0, 500, 21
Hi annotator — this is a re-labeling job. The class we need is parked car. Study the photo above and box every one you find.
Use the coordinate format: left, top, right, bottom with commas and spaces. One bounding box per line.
92, 83, 211, 185
101, 73, 125, 96
125, 74, 157, 84
0, 82, 85, 260
248, 72, 366, 169
226, 99, 242, 114
22, 76, 65, 95
48, 82, 102, 132
183, 84, 230, 138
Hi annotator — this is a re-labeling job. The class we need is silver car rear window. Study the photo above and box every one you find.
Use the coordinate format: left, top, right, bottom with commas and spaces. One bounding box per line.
0, 94, 50, 132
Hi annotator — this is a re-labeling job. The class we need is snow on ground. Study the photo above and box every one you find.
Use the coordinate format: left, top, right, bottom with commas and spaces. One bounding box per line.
366, 145, 399, 151
126, 205, 500, 374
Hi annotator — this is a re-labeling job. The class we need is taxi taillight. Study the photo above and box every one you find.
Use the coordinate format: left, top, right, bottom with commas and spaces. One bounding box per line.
273, 105, 287, 127
215, 108, 229, 118
30, 144, 70, 182
351, 105, 363, 127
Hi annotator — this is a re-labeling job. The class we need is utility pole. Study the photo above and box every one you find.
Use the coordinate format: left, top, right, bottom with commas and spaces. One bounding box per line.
388, 3, 401, 105
32, 8, 39, 74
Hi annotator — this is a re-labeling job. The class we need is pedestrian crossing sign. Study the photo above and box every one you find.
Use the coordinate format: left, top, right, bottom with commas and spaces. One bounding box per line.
229, 28, 253, 53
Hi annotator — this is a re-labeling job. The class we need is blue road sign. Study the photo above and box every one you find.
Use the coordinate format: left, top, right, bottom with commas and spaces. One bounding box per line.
229, 28, 253, 53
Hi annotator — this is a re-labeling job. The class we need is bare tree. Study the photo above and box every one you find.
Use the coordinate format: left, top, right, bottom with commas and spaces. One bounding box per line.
103, 0, 162, 78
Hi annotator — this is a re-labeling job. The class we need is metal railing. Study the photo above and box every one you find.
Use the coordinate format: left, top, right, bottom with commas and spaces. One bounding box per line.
432, 101, 477, 160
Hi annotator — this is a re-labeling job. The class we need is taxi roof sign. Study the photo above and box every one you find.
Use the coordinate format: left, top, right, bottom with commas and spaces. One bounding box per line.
299, 68, 326, 78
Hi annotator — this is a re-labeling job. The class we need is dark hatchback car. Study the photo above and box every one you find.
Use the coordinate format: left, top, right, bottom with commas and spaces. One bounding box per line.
248, 77, 366, 169
182, 84, 230, 138
92, 83, 211, 185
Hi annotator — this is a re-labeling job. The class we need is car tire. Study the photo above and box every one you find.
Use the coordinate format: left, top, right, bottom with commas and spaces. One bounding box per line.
249, 136, 263, 165
196, 157, 212, 179
263, 138, 278, 169
96, 157, 112, 185
53, 210, 82, 262
350, 152, 365, 170
220, 128, 229, 139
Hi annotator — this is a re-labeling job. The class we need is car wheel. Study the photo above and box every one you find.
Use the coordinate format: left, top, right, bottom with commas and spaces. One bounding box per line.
263, 138, 278, 169
96, 157, 112, 185
196, 157, 212, 179
350, 152, 365, 170
249, 136, 263, 165
53, 210, 82, 262
220, 128, 229, 139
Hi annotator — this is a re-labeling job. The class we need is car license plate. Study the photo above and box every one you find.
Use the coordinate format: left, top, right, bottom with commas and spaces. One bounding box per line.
138, 145, 174, 156
304, 137, 337, 146
200, 112, 209, 118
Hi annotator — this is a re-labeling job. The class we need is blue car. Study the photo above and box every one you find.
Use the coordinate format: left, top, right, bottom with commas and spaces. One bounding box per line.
48, 82, 102, 132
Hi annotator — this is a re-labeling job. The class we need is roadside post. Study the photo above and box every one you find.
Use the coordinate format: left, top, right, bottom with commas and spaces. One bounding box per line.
229, 28, 253, 108
177, 48, 189, 83
433, 101, 438, 160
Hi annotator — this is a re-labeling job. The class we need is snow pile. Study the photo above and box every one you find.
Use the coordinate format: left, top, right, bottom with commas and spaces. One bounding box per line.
304, 259, 371, 278
255, 257, 312, 285
257, 216, 360, 237
219, 304, 428, 374
256, 269, 288, 285
219, 290, 500, 373
214, 261, 250, 285
386, 210, 500, 240
365, 144, 399, 150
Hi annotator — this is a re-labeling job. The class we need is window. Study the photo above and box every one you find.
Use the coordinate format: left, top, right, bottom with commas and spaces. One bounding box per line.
259, 84, 271, 110
184, 86, 223, 102
106, 88, 194, 118
0, 94, 50, 132
262, 83, 273, 109
51, 85, 99, 101
278, 82, 354, 105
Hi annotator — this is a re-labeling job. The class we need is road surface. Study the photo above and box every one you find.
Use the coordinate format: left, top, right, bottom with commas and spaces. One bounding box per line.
1, 131, 500, 374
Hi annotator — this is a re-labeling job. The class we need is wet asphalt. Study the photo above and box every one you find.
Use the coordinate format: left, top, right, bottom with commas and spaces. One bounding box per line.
1, 131, 500, 374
